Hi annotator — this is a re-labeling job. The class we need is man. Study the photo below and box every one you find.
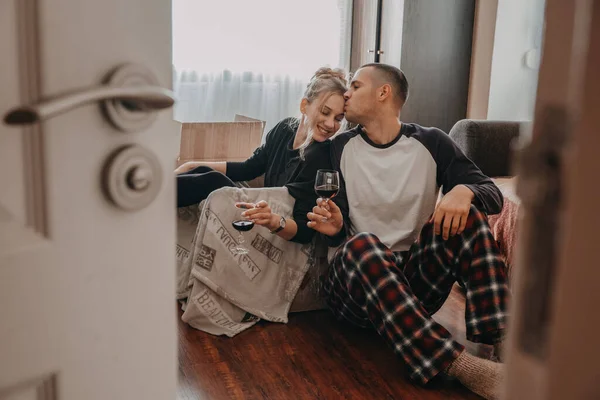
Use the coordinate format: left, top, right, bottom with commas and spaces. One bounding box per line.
307, 63, 509, 400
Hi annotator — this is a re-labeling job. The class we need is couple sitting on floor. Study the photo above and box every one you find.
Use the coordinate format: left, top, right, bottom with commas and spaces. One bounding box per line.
175, 64, 508, 400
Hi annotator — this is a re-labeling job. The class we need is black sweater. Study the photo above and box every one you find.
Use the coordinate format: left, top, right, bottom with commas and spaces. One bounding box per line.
226, 118, 331, 244
325, 123, 503, 249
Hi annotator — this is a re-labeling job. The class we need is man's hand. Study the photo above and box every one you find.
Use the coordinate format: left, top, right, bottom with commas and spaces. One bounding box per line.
307, 198, 344, 237
431, 184, 474, 240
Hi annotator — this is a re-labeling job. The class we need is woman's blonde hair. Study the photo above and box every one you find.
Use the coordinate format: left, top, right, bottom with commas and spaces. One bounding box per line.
295, 67, 348, 159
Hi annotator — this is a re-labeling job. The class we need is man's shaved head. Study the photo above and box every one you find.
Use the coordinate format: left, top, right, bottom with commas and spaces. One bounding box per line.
360, 63, 409, 107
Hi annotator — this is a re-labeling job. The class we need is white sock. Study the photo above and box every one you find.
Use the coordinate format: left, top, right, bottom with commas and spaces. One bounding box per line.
446, 351, 504, 400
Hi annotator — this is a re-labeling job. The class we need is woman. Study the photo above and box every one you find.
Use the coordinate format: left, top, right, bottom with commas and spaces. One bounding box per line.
176, 67, 347, 244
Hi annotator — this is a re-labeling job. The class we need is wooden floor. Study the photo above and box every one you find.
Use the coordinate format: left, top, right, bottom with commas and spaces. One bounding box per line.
177, 285, 492, 400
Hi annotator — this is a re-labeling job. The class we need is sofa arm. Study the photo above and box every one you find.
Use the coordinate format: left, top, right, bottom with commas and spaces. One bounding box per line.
449, 119, 522, 177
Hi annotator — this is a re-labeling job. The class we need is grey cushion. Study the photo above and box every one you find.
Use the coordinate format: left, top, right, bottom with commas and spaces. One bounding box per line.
449, 119, 522, 177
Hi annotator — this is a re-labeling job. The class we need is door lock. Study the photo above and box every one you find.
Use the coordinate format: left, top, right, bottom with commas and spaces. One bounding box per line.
102, 145, 162, 211
126, 165, 153, 191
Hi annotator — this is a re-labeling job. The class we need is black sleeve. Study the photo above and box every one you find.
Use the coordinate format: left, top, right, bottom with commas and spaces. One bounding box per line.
418, 128, 503, 215
289, 195, 316, 244
225, 147, 268, 182
285, 141, 334, 244
225, 120, 282, 182
320, 133, 353, 247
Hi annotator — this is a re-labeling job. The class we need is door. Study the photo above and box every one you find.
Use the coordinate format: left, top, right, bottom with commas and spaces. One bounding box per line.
0, 1, 177, 399
378, 0, 404, 68
504, 0, 600, 398
397, 0, 476, 133
350, 0, 379, 71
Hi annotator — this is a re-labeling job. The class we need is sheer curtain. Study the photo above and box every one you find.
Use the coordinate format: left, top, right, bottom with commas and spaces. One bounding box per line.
172, 0, 353, 135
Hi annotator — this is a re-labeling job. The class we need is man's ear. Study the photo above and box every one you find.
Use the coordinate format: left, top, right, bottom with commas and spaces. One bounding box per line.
378, 84, 392, 102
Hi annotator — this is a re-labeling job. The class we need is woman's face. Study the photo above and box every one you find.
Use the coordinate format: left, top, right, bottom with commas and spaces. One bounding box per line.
302, 92, 345, 142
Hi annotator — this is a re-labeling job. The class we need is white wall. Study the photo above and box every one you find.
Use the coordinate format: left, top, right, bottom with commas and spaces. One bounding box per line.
487, 0, 546, 121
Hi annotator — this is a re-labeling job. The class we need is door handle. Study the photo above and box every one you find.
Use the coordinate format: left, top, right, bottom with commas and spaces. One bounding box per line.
3, 64, 175, 132
4, 86, 175, 125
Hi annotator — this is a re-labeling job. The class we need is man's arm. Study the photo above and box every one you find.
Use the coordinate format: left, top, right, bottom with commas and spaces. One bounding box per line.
415, 127, 504, 240
429, 128, 504, 214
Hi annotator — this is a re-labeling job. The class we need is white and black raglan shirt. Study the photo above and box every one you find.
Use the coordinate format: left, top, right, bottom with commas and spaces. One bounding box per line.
328, 123, 503, 251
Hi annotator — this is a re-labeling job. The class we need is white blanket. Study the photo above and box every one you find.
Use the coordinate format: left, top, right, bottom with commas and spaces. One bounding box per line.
176, 186, 320, 337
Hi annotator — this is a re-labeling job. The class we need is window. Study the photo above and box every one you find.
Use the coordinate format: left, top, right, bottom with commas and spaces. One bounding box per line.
172, 0, 352, 133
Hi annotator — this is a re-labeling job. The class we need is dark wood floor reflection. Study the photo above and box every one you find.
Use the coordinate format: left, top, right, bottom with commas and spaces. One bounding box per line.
177, 285, 489, 400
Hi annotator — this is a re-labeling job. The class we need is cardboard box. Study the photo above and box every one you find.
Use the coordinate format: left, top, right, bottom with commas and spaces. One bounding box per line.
177, 115, 265, 166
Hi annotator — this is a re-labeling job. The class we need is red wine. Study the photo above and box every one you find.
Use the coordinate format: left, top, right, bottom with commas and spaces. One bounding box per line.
315, 184, 339, 199
232, 220, 254, 232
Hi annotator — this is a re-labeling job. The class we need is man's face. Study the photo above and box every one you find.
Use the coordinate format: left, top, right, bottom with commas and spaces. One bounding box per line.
343, 67, 378, 125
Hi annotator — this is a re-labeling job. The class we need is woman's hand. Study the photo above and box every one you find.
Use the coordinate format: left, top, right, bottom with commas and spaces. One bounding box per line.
175, 161, 226, 175
306, 198, 344, 236
235, 201, 280, 231
175, 161, 199, 174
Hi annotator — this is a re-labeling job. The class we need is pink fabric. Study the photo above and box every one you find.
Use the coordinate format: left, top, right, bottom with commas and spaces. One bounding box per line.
488, 178, 520, 280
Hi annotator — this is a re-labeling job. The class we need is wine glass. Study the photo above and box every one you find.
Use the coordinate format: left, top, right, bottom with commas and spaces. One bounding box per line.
231, 219, 254, 255
315, 169, 340, 220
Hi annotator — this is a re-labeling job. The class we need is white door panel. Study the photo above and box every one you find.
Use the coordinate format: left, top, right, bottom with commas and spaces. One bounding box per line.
0, 1, 177, 399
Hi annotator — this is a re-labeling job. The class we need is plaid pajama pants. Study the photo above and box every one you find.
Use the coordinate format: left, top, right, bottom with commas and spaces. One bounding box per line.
323, 205, 509, 385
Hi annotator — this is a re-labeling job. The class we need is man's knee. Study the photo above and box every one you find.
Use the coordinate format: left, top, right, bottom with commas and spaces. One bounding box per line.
344, 232, 382, 254
338, 232, 398, 276
468, 204, 487, 217
465, 205, 491, 229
